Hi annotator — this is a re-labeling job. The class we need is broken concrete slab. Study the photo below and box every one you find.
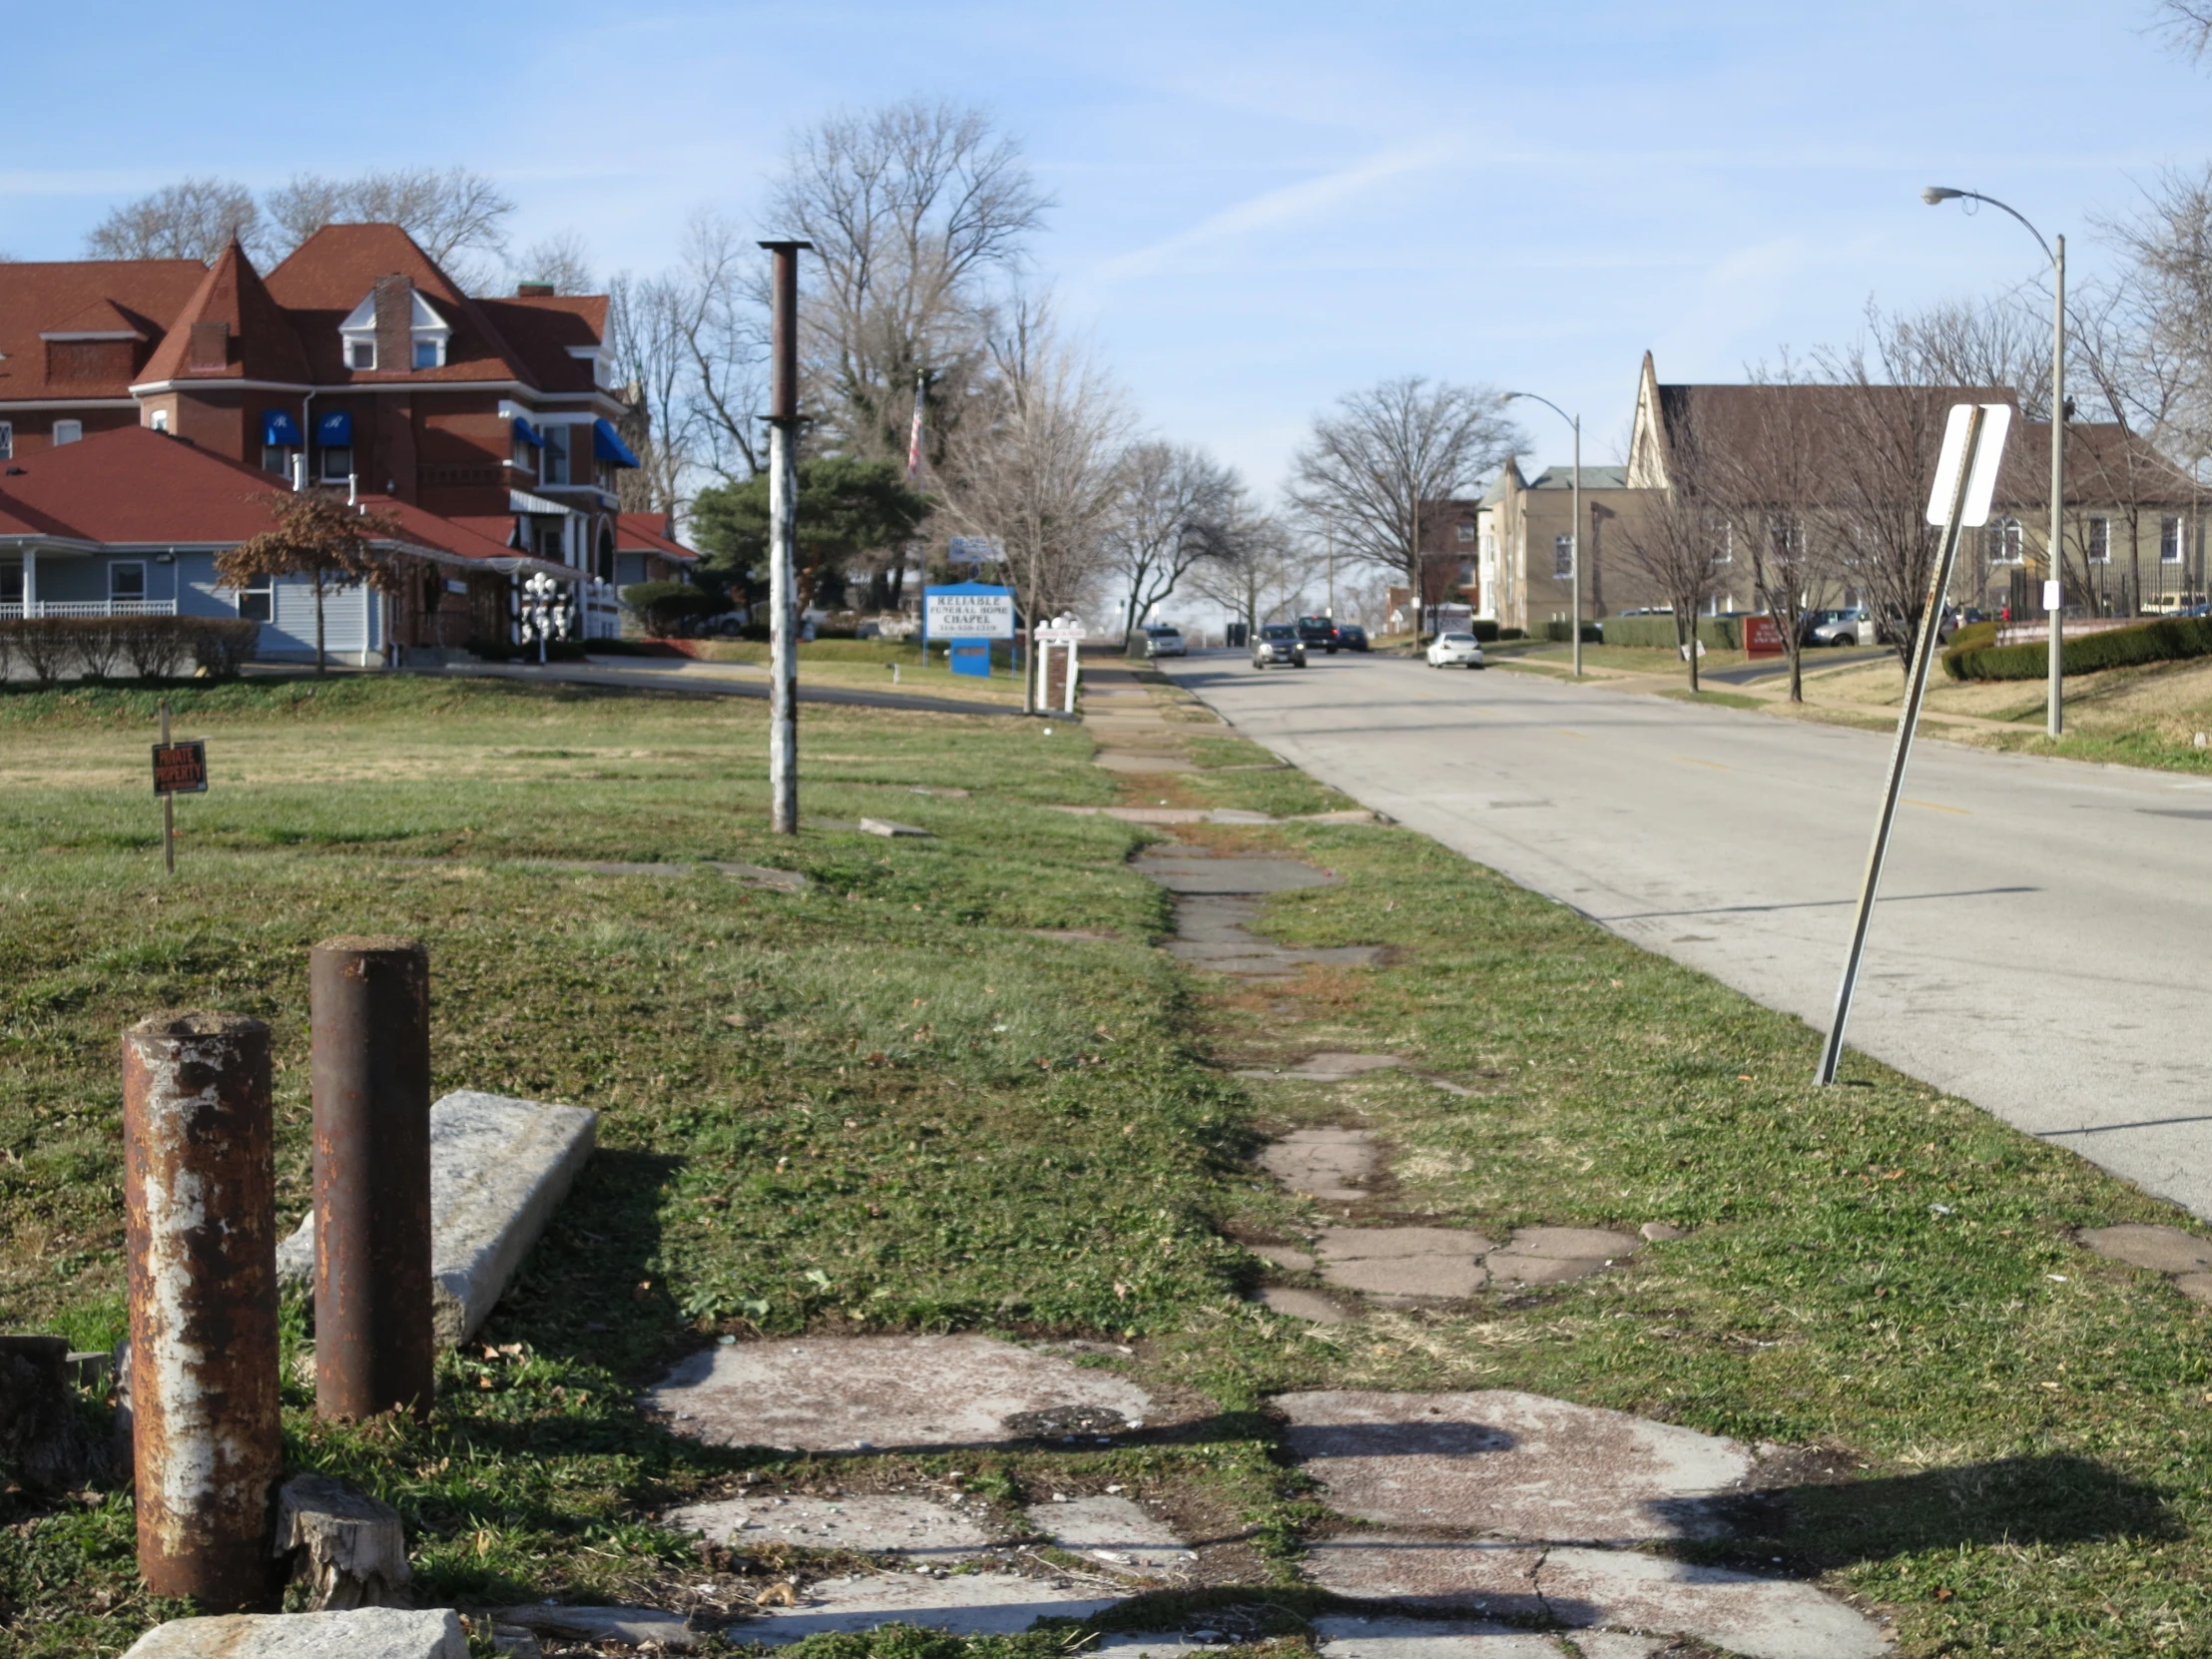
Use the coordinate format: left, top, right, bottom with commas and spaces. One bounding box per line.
1284, 1053, 1406, 1080
645, 1334, 1157, 1451
1538, 1546, 1890, 1659
1096, 752, 1200, 774
1251, 1243, 1317, 1272
1483, 1228, 1644, 1289
278, 1092, 597, 1346
1164, 895, 1380, 980
1259, 1129, 1380, 1202
1638, 1223, 1689, 1243
1277, 1389, 1754, 1542
1302, 1534, 1545, 1616
121, 1608, 467, 1658
1090, 1636, 1233, 1659
2079, 1223, 2212, 1276
667, 1494, 995, 1561
1314, 1228, 1492, 1300
1564, 1637, 1668, 1659
707, 861, 811, 892
1312, 1614, 1564, 1659
859, 818, 935, 837
1026, 1494, 1196, 1575
497, 1605, 702, 1649
1259, 1287, 1355, 1324
732, 1570, 1123, 1644
1135, 854, 1338, 894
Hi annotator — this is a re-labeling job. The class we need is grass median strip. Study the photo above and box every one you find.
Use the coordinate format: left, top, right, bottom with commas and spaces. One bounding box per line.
2, 674, 2208, 1658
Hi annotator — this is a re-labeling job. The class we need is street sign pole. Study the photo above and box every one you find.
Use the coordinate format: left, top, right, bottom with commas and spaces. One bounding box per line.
160, 702, 174, 875
1818, 402, 2010, 1085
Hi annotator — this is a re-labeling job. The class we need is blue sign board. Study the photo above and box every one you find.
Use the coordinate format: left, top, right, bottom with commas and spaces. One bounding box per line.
922, 582, 1015, 678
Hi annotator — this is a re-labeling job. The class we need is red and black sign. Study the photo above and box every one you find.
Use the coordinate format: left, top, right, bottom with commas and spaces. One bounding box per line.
152, 741, 208, 797
1743, 615, 1786, 659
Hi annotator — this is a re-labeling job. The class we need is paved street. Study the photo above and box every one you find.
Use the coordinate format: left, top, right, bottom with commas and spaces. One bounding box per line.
1160, 650, 2212, 1221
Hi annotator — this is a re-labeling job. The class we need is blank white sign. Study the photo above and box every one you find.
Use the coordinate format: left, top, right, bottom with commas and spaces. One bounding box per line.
1926, 402, 2014, 528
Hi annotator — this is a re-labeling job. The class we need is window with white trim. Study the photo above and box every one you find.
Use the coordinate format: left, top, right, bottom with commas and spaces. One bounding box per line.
52, 419, 81, 445
2162, 515, 2185, 564
150, 410, 170, 433
543, 425, 572, 486
2086, 516, 2110, 564
1553, 534, 1573, 579
1986, 518, 2023, 563
1456, 521, 1475, 543
234, 576, 274, 623
318, 443, 353, 483
347, 339, 376, 370
109, 562, 146, 603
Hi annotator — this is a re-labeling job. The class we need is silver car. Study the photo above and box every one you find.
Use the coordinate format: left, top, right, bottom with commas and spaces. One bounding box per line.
1252, 623, 1307, 669
1142, 625, 1187, 659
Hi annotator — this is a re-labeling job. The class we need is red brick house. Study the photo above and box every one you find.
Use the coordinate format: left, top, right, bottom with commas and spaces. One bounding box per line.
0, 225, 698, 658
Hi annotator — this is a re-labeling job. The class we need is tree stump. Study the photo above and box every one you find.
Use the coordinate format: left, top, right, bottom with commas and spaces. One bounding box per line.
0, 1335, 105, 1494
276, 1474, 412, 1610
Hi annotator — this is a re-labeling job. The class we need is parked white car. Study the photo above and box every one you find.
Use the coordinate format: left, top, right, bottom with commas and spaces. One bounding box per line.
1425, 631, 1485, 669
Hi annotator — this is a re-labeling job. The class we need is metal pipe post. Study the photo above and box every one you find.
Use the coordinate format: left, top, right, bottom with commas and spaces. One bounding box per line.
1817, 405, 1987, 1085
2048, 234, 2066, 737
160, 700, 175, 876
761, 240, 811, 833
309, 936, 432, 1421
1570, 415, 1583, 678
122, 1011, 281, 1611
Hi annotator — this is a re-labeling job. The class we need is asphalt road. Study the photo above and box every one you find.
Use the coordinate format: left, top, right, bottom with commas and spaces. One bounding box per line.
1161, 649, 2212, 1222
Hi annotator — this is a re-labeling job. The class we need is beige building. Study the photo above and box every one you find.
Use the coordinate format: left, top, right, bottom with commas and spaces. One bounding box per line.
1475, 462, 1672, 632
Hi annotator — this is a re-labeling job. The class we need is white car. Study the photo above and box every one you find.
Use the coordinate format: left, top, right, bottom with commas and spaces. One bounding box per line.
1425, 631, 1485, 669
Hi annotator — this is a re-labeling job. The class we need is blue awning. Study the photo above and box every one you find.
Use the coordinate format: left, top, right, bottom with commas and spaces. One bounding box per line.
316, 411, 352, 446
511, 416, 545, 448
261, 410, 302, 447
593, 418, 640, 468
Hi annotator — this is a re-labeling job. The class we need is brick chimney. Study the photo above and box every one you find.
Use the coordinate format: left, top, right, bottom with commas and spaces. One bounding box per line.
372, 276, 413, 372
187, 320, 230, 370
516, 281, 554, 297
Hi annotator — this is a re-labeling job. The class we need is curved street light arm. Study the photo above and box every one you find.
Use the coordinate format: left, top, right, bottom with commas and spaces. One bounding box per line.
1925, 187, 2055, 267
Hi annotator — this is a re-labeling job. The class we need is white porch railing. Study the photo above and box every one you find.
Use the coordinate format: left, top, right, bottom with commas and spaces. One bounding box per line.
0, 600, 180, 620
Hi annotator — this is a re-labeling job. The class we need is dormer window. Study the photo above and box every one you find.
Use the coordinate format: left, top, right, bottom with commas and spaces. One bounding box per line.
337, 286, 452, 374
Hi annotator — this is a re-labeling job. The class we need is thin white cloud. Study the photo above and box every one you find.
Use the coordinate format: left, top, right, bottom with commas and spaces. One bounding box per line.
1093, 135, 1465, 282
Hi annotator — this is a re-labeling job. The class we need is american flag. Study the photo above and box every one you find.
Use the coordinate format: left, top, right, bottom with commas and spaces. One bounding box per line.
905, 372, 925, 483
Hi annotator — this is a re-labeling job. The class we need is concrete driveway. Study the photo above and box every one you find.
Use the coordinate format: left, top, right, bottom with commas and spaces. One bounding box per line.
1160, 649, 2212, 1222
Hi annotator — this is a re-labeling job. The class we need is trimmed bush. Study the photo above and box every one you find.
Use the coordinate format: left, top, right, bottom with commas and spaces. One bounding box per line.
1598, 614, 1748, 651
1543, 620, 1605, 643
119, 615, 191, 679
1943, 616, 2212, 681
1497, 627, 1526, 641
1469, 619, 1500, 643
0, 616, 255, 684
619, 581, 721, 636
1944, 620, 1998, 656
189, 617, 261, 678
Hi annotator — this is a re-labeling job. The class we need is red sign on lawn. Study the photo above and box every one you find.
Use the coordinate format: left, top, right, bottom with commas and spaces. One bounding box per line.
152, 741, 208, 797
1744, 615, 1785, 659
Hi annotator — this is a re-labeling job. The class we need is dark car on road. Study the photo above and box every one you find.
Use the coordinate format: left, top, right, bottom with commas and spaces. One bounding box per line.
1336, 623, 1370, 652
1297, 615, 1341, 654
1252, 623, 1308, 669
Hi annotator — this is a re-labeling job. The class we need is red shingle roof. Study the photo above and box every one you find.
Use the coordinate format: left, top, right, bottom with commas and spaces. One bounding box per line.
0, 259, 208, 400
262, 224, 534, 386
138, 240, 311, 386
614, 511, 699, 562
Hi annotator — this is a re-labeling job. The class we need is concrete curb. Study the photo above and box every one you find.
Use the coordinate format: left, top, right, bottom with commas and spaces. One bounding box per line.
278, 1091, 597, 1345
121, 1607, 467, 1658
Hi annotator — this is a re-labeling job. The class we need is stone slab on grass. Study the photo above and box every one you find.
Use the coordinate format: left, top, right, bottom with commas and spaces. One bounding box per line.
646, 1334, 1157, 1451
1314, 1228, 1493, 1300
121, 1608, 466, 1658
2079, 1223, 2212, 1276
497, 1605, 702, 1649
1259, 1287, 1356, 1324
1565, 1637, 1668, 1659
1026, 1494, 1195, 1574
667, 1494, 995, 1560
1136, 855, 1338, 894
1313, 1614, 1564, 1659
277, 1092, 597, 1345
1097, 752, 1200, 774
1259, 1130, 1380, 1202
733, 1571, 1124, 1644
1484, 1228, 1643, 1289
1279, 1389, 1753, 1542
859, 818, 934, 838
1302, 1534, 1544, 1616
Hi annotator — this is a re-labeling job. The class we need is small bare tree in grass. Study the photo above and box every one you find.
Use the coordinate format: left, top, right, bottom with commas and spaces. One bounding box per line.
218, 491, 406, 674
1620, 483, 1728, 692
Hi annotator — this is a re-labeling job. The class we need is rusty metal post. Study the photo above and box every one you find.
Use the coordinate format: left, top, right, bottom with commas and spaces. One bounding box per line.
310, 936, 433, 1421
122, 1011, 281, 1611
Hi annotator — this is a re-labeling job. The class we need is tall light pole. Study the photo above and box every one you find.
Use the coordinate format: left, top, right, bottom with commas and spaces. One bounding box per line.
1507, 391, 1581, 677
760, 238, 812, 832
1923, 186, 2064, 737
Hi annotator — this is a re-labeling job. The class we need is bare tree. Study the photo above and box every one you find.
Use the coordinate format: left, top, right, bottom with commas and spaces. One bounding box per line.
1183, 508, 1318, 638
607, 272, 697, 516
511, 230, 595, 294
266, 167, 515, 283
2104, 166, 2212, 464
766, 99, 1050, 472
1288, 376, 1522, 641
1619, 480, 1729, 692
2153, 0, 2212, 61
1721, 366, 1838, 702
85, 178, 265, 265
1103, 441, 1240, 643
939, 298, 1127, 706
665, 213, 770, 482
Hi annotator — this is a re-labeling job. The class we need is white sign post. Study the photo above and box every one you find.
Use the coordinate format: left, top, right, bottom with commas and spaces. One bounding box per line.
1035, 615, 1086, 715
1817, 402, 2010, 1085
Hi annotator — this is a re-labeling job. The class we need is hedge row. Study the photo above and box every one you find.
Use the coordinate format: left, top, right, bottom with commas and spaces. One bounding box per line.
1942, 616, 2212, 681
1542, 620, 1606, 643
1598, 614, 1747, 650
0, 617, 260, 684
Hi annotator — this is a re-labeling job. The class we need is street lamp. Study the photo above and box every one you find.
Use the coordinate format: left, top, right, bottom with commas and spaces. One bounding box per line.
1506, 391, 1582, 677
1923, 185, 2065, 737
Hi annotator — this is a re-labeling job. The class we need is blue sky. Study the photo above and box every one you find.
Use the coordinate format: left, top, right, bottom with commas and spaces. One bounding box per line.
5, 1, 2204, 492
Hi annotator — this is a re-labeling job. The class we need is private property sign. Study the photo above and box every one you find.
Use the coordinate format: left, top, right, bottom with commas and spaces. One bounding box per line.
923, 586, 1015, 641
152, 741, 208, 797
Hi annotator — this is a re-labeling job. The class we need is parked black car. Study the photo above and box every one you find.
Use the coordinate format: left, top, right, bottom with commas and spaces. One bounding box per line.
1296, 615, 1341, 654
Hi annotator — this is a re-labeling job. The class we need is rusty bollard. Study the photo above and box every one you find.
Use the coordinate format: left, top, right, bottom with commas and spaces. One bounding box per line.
310, 936, 433, 1421
122, 1011, 282, 1611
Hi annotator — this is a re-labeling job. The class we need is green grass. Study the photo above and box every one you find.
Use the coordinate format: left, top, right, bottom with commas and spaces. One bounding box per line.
5, 674, 2211, 1657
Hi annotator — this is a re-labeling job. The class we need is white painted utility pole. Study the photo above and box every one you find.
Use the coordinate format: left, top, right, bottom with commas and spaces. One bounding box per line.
1508, 391, 1582, 677
760, 239, 812, 834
